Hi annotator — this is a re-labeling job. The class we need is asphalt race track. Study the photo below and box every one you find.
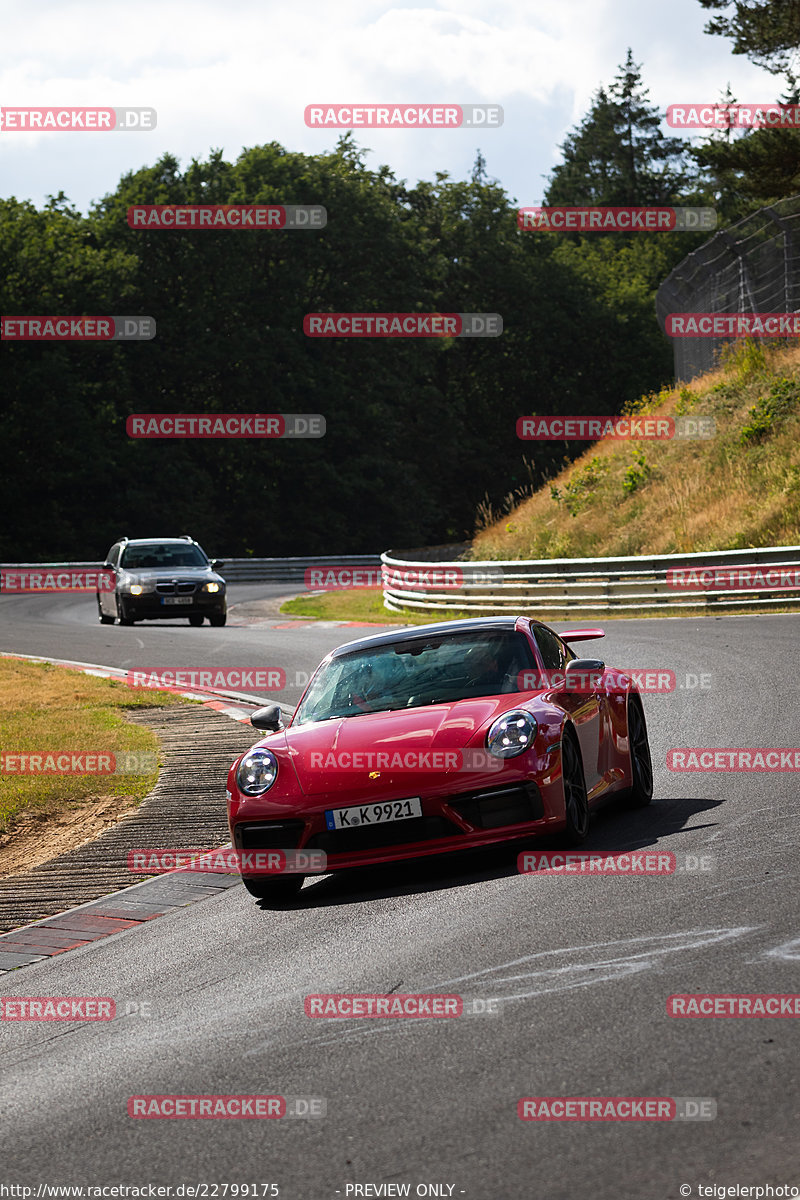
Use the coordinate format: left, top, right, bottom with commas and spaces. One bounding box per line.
1, 588, 799, 1198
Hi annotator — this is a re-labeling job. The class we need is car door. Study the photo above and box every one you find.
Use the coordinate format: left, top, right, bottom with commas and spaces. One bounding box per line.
531, 623, 603, 794
100, 543, 121, 616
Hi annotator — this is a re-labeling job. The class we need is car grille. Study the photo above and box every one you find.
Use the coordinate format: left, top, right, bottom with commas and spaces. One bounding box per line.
155, 581, 197, 595
305, 816, 459, 855
234, 821, 305, 851
446, 781, 544, 829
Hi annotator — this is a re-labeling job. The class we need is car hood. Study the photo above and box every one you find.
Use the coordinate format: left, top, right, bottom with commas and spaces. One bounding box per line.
274, 696, 530, 796
120, 567, 222, 582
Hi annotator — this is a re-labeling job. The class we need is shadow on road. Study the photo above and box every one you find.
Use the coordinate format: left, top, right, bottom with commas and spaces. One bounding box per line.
256, 792, 724, 911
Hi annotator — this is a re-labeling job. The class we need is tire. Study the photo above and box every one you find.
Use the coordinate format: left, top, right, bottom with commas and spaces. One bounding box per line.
188, 614, 204, 627
623, 697, 654, 807
97, 597, 114, 625
116, 597, 134, 626
209, 613, 227, 627
241, 875, 304, 903
559, 728, 590, 845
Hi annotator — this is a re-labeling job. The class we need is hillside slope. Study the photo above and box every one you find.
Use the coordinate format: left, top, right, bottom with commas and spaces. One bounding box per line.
472, 342, 800, 561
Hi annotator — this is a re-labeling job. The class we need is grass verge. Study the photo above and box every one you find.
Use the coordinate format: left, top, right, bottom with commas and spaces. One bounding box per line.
280, 588, 800, 624
280, 588, 478, 625
0, 657, 186, 837
472, 340, 800, 560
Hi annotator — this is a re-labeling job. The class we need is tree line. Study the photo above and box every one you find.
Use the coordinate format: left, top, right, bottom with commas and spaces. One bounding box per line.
1, 0, 796, 559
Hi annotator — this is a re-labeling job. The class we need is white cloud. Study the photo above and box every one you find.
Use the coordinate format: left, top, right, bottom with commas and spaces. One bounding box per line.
0, 0, 787, 210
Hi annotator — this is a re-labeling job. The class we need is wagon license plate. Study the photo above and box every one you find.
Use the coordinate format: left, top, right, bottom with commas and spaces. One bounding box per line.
162, 596, 191, 605
324, 797, 422, 831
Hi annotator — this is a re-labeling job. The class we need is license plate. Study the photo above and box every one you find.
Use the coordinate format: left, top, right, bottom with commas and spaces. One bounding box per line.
162, 596, 191, 605
324, 797, 422, 831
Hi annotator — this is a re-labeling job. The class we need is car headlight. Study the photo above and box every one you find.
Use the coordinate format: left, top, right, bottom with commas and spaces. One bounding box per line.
237, 748, 279, 795
129, 584, 144, 595
486, 710, 538, 758
204, 582, 221, 593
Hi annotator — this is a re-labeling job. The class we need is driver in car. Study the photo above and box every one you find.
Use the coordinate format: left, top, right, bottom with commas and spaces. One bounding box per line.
464, 642, 508, 691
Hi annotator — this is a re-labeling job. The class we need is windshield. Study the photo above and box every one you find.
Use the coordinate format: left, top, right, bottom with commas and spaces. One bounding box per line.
121, 544, 209, 570
293, 631, 537, 725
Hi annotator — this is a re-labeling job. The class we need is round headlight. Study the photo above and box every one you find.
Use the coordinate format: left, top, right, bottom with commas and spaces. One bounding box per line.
237, 748, 279, 795
486, 710, 538, 758
205, 582, 221, 593
129, 584, 143, 595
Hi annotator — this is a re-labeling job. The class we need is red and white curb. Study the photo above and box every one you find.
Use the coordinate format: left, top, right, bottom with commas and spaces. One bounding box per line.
0, 651, 288, 725
0, 652, 291, 972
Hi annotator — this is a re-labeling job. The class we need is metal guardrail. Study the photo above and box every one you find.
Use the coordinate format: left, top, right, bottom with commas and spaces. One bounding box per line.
4, 549, 800, 616
213, 555, 381, 583
380, 546, 800, 615
0, 555, 382, 585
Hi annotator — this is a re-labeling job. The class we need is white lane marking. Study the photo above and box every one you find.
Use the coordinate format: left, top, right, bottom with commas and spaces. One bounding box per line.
282, 927, 757, 1050
432, 927, 755, 990
764, 935, 800, 960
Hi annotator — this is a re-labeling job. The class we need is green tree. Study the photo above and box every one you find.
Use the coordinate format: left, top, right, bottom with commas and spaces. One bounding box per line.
0, 138, 682, 560
697, 0, 800, 74
545, 50, 694, 206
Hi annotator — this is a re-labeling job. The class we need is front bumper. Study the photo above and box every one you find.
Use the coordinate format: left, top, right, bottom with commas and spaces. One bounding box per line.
229, 777, 562, 873
119, 592, 226, 619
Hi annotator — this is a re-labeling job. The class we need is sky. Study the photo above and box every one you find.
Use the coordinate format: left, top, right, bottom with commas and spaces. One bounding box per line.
0, 0, 787, 213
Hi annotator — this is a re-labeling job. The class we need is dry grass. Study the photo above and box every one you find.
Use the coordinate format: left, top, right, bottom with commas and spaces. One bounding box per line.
472, 341, 800, 561
280, 588, 478, 625
0, 657, 184, 836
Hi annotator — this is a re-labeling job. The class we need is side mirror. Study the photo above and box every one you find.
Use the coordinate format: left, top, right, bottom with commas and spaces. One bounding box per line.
566, 658, 605, 673
211, 559, 225, 571
250, 704, 285, 732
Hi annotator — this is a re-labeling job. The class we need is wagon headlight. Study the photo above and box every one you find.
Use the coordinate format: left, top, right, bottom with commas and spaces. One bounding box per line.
205, 582, 221, 593
129, 584, 143, 595
237, 749, 279, 795
486, 710, 538, 758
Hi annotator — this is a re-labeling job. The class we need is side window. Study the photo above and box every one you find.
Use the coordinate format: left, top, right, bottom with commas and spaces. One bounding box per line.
532, 625, 568, 671
106, 543, 121, 569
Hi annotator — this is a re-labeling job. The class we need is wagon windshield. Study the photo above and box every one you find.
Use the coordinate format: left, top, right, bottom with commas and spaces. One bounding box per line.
121, 544, 209, 569
293, 631, 537, 724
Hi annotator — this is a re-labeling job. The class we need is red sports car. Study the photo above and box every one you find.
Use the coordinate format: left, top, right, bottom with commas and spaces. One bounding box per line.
226, 616, 653, 901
